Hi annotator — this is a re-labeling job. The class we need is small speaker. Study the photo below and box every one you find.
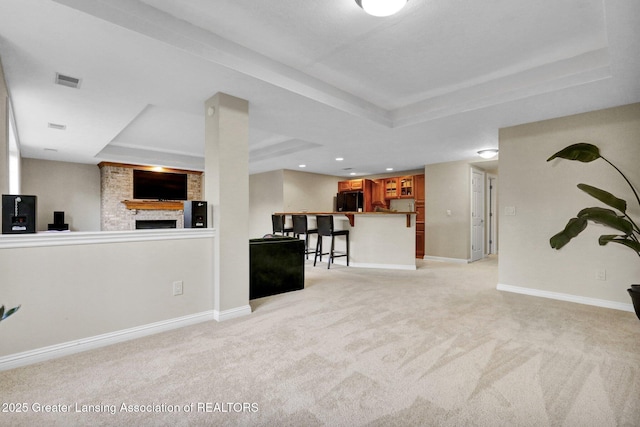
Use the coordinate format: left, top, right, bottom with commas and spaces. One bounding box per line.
184, 201, 207, 228
2, 195, 37, 234
48, 211, 69, 231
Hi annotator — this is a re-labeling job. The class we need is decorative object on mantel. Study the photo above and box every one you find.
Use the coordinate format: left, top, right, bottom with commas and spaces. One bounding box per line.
547, 143, 640, 321
48, 211, 69, 231
0, 304, 20, 323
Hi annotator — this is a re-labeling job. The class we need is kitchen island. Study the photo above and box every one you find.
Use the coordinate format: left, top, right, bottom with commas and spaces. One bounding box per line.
274, 212, 416, 270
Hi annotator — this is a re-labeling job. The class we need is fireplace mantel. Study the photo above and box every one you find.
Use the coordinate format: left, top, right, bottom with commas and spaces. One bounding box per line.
122, 200, 184, 211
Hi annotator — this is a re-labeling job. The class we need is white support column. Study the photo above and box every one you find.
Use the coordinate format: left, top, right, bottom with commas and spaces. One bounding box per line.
204, 93, 251, 321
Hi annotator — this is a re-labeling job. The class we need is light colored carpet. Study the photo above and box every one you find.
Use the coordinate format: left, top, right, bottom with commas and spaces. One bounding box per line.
2, 257, 639, 426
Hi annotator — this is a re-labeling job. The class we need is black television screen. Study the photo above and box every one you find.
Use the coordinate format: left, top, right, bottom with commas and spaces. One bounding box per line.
133, 169, 188, 200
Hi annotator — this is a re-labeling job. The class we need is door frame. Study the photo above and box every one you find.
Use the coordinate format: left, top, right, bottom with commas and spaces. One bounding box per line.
470, 167, 485, 262
487, 174, 498, 255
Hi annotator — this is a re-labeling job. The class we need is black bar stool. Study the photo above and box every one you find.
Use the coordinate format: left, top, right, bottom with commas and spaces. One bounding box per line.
272, 214, 293, 236
314, 215, 349, 269
292, 215, 318, 259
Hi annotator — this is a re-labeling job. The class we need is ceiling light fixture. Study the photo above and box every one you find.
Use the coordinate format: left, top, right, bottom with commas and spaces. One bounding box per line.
355, 0, 408, 17
386, 167, 394, 171
335, 157, 344, 161
299, 164, 306, 168
477, 149, 499, 159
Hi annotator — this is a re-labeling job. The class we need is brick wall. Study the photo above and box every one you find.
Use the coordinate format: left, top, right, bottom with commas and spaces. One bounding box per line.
99, 164, 203, 231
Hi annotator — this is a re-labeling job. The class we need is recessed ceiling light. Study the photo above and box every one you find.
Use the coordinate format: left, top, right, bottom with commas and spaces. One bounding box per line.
47, 123, 66, 130
386, 167, 394, 171
350, 172, 357, 176
335, 157, 344, 161
299, 164, 306, 168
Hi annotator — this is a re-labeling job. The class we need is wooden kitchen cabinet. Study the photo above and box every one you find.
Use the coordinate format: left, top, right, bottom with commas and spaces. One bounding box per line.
414, 174, 425, 201
384, 178, 398, 198
415, 221, 425, 258
399, 176, 413, 198
384, 176, 414, 199
338, 179, 364, 192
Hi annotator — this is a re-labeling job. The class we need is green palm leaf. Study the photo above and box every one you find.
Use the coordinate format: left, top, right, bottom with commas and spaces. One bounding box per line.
547, 143, 601, 163
550, 217, 587, 249
577, 207, 633, 235
577, 184, 627, 213
599, 235, 640, 252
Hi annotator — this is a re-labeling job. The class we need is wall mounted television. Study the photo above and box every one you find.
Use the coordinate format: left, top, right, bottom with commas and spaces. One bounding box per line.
133, 169, 188, 201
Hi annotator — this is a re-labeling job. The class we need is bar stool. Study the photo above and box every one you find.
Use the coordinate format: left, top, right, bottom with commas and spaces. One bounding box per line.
292, 215, 318, 259
272, 214, 293, 236
314, 215, 349, 269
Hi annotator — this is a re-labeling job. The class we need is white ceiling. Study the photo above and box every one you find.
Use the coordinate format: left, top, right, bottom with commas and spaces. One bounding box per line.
1, 0, 639, 176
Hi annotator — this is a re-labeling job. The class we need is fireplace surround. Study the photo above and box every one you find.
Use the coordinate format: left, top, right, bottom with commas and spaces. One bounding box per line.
99, 162, 203, 231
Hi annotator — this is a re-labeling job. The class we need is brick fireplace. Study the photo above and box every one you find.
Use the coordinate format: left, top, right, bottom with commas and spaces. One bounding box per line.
99, 162, 203, 231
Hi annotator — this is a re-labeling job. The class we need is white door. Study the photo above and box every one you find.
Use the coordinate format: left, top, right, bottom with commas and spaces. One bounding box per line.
471, 169, 485, 262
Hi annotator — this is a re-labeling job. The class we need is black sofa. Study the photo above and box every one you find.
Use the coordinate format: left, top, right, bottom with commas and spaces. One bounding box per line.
249, 236, 305, 299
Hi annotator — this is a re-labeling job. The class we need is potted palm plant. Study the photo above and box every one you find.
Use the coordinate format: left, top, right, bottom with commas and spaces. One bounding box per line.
0, 304, 20, 323
547, 143, 640, 320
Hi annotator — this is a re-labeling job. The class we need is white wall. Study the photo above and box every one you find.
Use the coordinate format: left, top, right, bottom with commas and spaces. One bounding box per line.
21, 159, 101, 231
282, 169, 339, 212
499, 103, 640, 306
0, 233, 214, 357
0, 58, 9, 195
424, 160, 472, 260
249, 170, 284, 238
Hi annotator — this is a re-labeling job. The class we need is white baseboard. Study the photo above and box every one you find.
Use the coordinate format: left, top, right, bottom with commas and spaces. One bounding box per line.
213, 305, 252, 321
0, 310, 216, 372
350, 262, 416, 270
424, 256, 470, 264
496, 283, 635, 313
309, 258, 416, 270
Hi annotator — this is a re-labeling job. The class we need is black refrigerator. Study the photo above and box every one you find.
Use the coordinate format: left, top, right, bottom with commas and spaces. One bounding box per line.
337, 191, 364, 212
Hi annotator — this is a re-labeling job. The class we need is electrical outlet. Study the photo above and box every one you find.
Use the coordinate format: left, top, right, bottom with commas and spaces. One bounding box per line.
173, 281, 183, 296
596, 269, 606, 281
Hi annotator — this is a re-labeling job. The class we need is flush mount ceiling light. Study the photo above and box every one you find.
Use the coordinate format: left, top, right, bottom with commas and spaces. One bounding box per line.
355, 0, 408, 17
477, 149, 499, 159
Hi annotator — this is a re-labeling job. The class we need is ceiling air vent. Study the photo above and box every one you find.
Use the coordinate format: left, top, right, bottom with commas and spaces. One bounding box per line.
55, 72, 81, 89
47, 123, 67, 130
